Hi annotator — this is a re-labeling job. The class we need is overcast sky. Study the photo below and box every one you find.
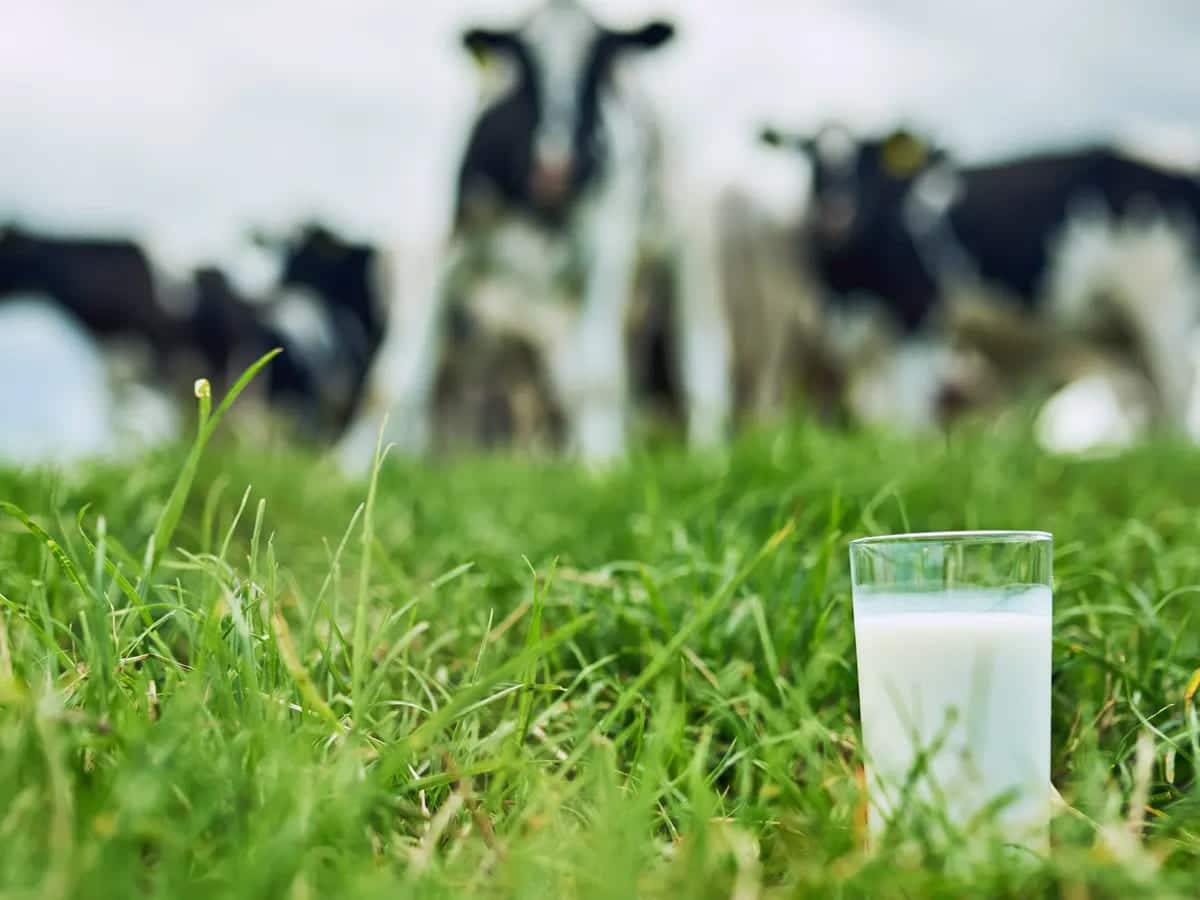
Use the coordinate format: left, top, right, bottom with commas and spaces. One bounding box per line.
3, 0, 1199, 286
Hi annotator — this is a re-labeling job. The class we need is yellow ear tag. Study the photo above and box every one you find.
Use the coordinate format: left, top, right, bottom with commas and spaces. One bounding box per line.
882, 131, 928, 179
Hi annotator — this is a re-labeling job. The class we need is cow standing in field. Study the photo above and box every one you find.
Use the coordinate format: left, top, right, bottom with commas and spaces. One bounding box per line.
0, 226, 190, 459
339, 0, 731, 469
185, 264, 341, 433
759, 127, 1200, 434
0, 225, 184, 362
0, 223, 384, 449
251, 224, 391, 433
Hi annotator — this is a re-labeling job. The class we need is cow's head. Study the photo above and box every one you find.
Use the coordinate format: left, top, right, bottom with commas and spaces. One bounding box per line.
268, 224, 386, 356
462, 0, 675, 215
249, 223, 390, 424
761, 124, 950, 251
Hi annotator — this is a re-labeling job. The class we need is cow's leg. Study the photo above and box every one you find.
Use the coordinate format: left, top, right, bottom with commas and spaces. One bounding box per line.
1047, 214, 1199, 429
335, 241, 462, 473
669, 188, 733, 448
551, 193, 640, 464
1109, 221, 1200, 427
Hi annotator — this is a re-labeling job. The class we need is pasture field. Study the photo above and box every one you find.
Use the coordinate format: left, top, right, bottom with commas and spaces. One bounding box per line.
2, 383, 1200, 897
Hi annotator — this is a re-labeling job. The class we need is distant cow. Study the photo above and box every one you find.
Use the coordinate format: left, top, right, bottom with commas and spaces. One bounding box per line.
0, 223, 378, 439
254, 223, 391, 432
340, 0, 731, 468
0, 225, 183, 363
185, 265, 343, 433
761, 125, 1200, 429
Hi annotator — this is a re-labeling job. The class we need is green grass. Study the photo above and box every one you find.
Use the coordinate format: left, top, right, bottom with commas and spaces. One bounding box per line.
2, 382, 1200, 897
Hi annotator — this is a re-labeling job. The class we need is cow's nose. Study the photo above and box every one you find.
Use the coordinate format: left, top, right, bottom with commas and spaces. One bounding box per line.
531, 158, 572, 207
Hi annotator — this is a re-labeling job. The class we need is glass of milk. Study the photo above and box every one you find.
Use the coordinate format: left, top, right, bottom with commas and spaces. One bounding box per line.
849, 530, 1053, 852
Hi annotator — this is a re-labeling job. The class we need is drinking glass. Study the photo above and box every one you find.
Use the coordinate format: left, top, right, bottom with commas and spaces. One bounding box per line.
849, 530, 1053, 850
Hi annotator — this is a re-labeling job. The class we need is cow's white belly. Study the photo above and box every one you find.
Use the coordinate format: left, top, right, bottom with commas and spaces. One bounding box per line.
0, 296, 114, 465
0, 296, 181, 467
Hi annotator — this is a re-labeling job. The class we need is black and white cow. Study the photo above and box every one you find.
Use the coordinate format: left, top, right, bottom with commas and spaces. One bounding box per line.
185, 264, 342, 432
339, 0, 731, 468
256, 223, 391, 432
0, 223, 383, 440
0, 226, 195, 459
0, 225, 184, 362
761, 125, 1200, 430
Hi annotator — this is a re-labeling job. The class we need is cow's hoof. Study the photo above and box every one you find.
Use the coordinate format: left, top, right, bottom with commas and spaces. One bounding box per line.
687, 409, 729, 450
572, 408, 626, 469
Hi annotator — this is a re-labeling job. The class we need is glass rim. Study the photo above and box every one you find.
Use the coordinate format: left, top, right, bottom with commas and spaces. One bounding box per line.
849, 530, 1052, 548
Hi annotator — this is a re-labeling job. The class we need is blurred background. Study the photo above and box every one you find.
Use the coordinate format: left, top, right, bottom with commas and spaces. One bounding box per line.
4, 0, 1200, 467
7, 1, 1199, 279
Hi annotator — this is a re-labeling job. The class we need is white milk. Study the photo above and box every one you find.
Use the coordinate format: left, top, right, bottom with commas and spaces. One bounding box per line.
853, 586, 1052, 848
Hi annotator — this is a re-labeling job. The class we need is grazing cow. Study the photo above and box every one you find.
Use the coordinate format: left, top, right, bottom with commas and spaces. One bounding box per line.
0, 223, 377, 441
340, 0, 731, 469
760, 125, 1200, 432
185, 265, 338, 433
0, 225, 183, 362
251, 224, 391, 432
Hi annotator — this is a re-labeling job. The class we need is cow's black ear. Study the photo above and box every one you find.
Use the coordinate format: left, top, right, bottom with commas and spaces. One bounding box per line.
462, 28, 519, 63
618, 20, 675, 49
759, 126, 787, 148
